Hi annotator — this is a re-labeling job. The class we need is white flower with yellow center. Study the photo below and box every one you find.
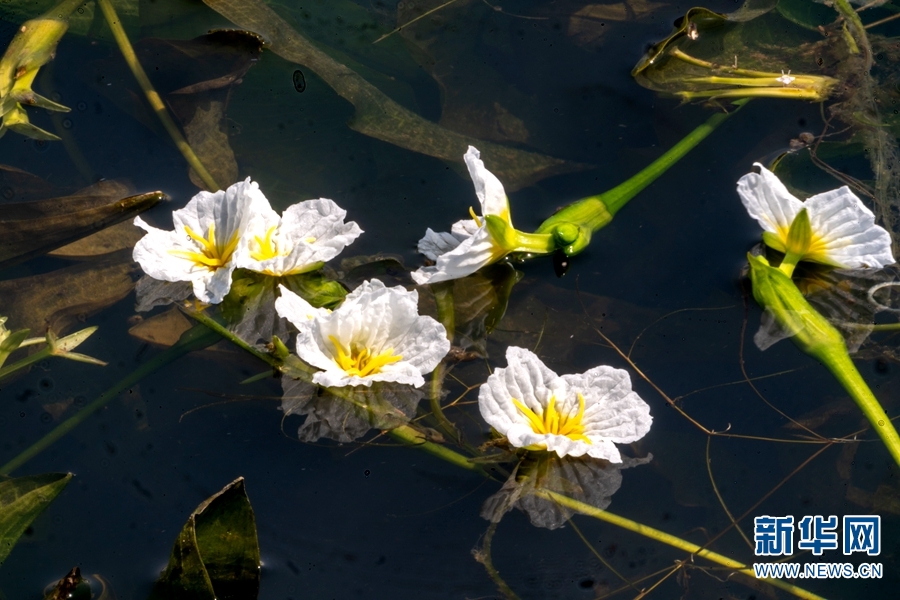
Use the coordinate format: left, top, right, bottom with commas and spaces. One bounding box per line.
738, 163, 895, 272
236, 198, 362, 277
413, 146, 550, 285
133, 178, 266, 304
276, 279, 450, 388
479, 347, 652, 462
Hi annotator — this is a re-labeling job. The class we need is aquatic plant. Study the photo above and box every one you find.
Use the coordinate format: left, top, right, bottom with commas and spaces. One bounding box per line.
133, 178, 265, 304
478, 346, 652, 462
275, 279, 449, 388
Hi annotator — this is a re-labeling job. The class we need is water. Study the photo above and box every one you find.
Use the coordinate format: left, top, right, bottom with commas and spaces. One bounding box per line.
1, 0, 898, 598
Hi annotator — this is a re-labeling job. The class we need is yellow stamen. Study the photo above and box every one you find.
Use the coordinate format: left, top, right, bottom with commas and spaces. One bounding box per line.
169, 223, 239, 270
511, 393, 591, 444
328, 335, 402, 378
249, 225, 284, 261
468, 206, 483, 227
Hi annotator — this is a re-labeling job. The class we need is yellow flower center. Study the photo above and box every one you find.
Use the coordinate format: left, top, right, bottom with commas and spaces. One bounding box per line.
169, 223, 239, 271
511, 393, 591, 444
250, 225, 283, 261
328, 335, 402, 378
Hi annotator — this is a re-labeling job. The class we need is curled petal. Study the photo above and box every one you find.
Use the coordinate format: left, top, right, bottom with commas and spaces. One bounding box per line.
465, 146, 511, 223
737, 163, 802, 243
411, 227, 502, 285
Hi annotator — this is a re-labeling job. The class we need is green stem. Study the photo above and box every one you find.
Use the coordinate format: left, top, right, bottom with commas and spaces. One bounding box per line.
96, 0, 219, 191
537, 101, 745, 238
821, 346, 900, 466
593, 101, 745, 217
0, 324, 218, 475
536, 490, 827, 600
0, 346, 51, 381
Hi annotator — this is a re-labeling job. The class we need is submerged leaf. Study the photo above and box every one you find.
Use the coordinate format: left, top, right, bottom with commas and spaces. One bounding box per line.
202, 0, 584, 191
0, 472, 71, 566
149, 477, 260, 600
0, 250, 136, 336
0, 181, 164, 270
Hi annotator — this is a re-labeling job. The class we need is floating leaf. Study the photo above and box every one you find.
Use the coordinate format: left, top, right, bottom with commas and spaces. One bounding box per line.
0, 181, 164, 270
202, 0, 585, 191
148, 477, 260, 600
0, 472, 71, 566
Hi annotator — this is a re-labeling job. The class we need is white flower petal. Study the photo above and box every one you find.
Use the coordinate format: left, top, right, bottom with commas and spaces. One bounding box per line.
411, 227, 499, 285
132, 178, 262, 303
563, 366, 652, 444
274, 285, 330, 327
737, 163, 802, 240
236, 197, 362, 276
417, 228, 467, 261
293, 279, 449, 388
804, 188, 895, 268
464, 146, 511, 223
478, 347, 652, 462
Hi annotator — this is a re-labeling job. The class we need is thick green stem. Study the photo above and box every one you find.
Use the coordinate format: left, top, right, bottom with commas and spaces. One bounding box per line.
537, 101, 745, 245
0, 324, 218, 474
821, 346, 900, 466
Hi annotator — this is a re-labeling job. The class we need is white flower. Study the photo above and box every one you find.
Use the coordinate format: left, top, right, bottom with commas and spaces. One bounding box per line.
236, 198, 362, 276
478, 347, 652, 462
276, 279, 450, 388
412, 146, 516, 285
133, 178, 265, 303
737, 163, 894, 269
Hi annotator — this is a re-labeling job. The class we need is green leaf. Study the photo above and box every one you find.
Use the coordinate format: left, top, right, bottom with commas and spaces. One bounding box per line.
0, 472, 71, 566
281, 271, 348, 310
148, 477, 260, 600
0, 326, 30, 369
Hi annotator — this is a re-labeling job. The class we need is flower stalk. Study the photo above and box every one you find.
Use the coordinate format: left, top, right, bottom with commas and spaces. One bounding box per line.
748, 254, 900, 468
537, 101, 744, 255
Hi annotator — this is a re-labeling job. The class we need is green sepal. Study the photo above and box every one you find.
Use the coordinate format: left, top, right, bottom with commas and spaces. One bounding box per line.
484, 214, 518, 251
761, 230, 785, 252
784, 208, 812, 256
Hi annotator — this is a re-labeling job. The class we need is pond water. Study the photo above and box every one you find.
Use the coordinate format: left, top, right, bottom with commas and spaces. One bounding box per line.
1, 0, 899, 598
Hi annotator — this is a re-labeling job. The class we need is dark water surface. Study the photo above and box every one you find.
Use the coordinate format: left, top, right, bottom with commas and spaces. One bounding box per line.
1, 0, 898, 598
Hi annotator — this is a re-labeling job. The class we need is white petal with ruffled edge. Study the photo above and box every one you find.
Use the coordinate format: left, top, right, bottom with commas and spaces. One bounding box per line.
411, 227, 501, 285
236, 198, 362, 276
274, 285, 330, 327
292, 279, 450, 388
132, 178, 265, 303
737, 163, 895, 268
803, 188, 895, 268
478, 346, 652, 462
